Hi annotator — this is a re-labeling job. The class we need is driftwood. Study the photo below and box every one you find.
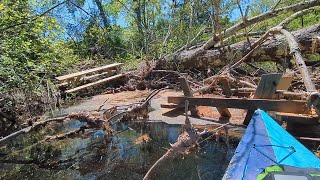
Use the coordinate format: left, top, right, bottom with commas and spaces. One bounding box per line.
0, 109, 113, 146
0, 93, 152, 146
222, 6, 319, 73
121, 87, 169, 121
204, 75, 257, 88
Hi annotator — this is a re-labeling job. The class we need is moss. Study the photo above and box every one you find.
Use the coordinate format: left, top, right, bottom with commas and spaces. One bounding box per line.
305, 53, 320, 61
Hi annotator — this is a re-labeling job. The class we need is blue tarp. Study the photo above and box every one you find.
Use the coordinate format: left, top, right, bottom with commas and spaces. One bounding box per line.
223, 109, 320, 180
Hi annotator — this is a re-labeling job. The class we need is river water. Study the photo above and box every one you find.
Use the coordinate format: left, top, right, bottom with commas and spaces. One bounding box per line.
0, 119, 238, 180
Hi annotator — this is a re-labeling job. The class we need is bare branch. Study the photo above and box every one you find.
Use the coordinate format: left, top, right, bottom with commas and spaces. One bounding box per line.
279, 7, 319, 28
0, 116, 67, 146
279, 28, 316, 91
204, 0, 320, 49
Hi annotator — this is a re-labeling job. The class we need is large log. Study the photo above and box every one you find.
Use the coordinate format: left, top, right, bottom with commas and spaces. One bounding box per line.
160, 24, 320, 69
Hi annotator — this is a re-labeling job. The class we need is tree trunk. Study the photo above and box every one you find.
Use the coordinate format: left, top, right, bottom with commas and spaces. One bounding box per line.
159, 24, 320, 70
133, 0, 145, 52
169, 0, 319, 62
279, 28, 316, 92
94, 0, 109, 29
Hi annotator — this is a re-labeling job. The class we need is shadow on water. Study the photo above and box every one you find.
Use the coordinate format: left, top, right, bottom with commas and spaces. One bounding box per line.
0, 119, 238, 180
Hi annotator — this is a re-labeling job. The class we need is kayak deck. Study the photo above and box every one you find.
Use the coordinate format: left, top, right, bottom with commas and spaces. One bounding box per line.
223, 109, 320, 180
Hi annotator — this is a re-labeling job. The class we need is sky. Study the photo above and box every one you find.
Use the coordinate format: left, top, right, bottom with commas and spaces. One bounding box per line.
33, 0, 253, 40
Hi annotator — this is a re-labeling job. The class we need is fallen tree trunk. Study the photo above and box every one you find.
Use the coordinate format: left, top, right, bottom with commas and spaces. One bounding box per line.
202, 0, 320, 50
279, 28, 316, 92
159, 24, 320, 69
162, 0, 320, 66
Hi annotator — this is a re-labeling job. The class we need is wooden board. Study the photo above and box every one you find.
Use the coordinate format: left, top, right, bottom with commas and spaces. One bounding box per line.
66, 73, 126, 93
161, 103, 185, 109
243, 73, 282, 125
178, 77, 198, 116
167, 96, 308, 114
275, 112, 318, 125
277, 76, 293, 91
179, 77, 193, 97
220, 78, 232, 98
56, 63, 123, 81
254, 73, 282, 99
83, 70, 116, 81
218, 78, 232, 117
58, 70, 117, 87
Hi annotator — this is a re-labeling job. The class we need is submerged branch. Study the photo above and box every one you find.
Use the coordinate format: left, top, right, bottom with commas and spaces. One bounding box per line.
0, 116, 66, 146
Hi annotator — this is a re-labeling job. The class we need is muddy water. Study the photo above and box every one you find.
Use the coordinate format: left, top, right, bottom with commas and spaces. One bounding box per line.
0, 119, 237, 180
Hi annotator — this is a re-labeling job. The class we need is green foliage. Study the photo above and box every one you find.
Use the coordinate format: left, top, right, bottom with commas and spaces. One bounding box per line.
306, 53, 320, 62
0, 1, 76, 90
249, 0, 320, 32
0, 0, 78, 114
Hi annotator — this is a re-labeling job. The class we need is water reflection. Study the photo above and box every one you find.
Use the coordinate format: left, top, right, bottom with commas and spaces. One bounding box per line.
0, 119, 237, 180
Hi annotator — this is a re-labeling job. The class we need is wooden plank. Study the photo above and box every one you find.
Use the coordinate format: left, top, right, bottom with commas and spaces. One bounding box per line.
56, 63, 123, 81
220, 78, 232, 97
178, 77, 198, 116
216, 107, 232, 117
243, 112, 255, 125
179, 77, 193, 97
58, 81, 69, 87
275, 112, 318, 125
243, 73, 282, 125
277, 76, 293, 91
161, 103, 184, 109
66, 73, 126, 93
58, 70, 117, 87
83, 70, 116, 80
161, 102, 232, 118
218, 78, 232, 118
254, 73, 282, 99
167, 96, 309, 114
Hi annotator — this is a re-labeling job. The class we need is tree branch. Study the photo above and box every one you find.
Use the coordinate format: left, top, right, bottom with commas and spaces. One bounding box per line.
279, 7, 318, 28
1, 0, 69, 32
204, 0, 320, 49
0, 116, 66, 146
